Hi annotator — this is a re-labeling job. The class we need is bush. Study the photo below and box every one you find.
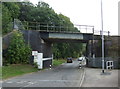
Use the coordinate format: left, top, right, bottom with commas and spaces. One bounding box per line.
6, 31, 31, 64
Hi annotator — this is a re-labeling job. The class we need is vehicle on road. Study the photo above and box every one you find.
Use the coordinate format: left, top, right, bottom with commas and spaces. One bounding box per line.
78, 57, 86, 68
67, 57, 73, 63
77, 57, 85, 61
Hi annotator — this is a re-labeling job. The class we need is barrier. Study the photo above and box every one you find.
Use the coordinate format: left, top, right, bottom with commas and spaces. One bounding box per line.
32, 51, 53, 69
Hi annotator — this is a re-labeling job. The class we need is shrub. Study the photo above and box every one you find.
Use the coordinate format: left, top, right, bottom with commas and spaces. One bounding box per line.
6, 31, 31, 64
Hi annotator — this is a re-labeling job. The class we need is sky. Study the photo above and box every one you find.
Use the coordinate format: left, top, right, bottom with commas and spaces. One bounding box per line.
29, 0, 119, 35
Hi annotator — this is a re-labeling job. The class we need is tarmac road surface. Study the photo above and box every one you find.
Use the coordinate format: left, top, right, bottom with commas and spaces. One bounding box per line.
2, 60, 84, 88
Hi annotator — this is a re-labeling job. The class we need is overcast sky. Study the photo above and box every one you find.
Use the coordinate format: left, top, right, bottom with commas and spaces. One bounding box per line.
29, 0, 119, 35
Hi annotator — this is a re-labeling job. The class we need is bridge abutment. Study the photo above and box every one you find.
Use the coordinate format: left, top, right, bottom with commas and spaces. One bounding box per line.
22, 30, 52, 58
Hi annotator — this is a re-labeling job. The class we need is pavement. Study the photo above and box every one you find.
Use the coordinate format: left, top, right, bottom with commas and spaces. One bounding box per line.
82, 68, 119, 87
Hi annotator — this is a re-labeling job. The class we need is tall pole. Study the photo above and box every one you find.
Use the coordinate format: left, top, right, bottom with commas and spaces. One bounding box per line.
101, 0, 104, 73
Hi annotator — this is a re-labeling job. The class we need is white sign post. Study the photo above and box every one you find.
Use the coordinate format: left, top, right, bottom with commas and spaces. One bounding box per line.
32, 51, 43, 69
37, 53, 43, 69
32, 51, 38, 63
32, 51, 53, 69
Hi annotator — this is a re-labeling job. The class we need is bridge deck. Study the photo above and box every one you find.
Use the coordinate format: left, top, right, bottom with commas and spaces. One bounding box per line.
39, 31, 100, 42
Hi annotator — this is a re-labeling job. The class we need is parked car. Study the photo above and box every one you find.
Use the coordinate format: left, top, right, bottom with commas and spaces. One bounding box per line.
67, 57, 73, 63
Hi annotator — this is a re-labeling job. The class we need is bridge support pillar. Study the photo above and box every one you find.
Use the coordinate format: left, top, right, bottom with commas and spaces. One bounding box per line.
42, 42, 52, 58
22, 30, 52, 58
86, 40, 93, 57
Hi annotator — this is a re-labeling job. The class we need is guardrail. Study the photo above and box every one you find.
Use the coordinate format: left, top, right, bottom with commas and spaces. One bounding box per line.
43, 58, 52, 61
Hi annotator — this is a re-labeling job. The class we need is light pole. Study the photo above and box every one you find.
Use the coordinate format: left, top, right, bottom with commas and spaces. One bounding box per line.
101, 0, 105, 73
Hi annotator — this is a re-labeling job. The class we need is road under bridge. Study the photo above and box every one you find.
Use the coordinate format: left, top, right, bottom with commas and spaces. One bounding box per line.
21, 30, 102, 58
3, 29, 117, 68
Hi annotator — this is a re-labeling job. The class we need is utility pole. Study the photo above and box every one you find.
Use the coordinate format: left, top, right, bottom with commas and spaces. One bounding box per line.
0, 2, 2, 67
101, 0, 105, 73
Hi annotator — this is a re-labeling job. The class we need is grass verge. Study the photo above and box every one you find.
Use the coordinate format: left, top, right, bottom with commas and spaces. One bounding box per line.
53, 59, 66, 66
2, 64, 38, 79
0, 67, 2, 80
1, 59, 66, 79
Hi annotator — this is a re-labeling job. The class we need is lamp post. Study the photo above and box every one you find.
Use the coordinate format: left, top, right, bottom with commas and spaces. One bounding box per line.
101, 0, 105, 73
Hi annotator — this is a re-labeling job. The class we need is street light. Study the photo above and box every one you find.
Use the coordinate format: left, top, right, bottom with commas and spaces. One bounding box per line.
101, 0, 105, 73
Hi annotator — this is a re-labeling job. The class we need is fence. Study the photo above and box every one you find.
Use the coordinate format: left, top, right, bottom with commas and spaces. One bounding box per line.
13, 19, 110, 35
14, 19, 95, 33
16, 20, 113, 36
32, 51, 53, 69
86, 57, 119, 69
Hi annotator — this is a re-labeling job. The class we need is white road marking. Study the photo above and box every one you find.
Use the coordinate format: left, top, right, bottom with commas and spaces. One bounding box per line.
20, 81, 37, 89
19, 80, 80, 89
6, 81, 13, 83
38, 80, 79, 82
16, 81, 27, 84
6, 80, 79, 84
80, 68, 85, 87
5, 80, 27, 84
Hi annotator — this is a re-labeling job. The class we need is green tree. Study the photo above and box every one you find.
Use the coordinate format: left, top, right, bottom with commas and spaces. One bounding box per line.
6, 31, 31, 64
18, 2, 34, 21
2, 2, 20, 34
2, 4, 12, 34
52, 43, 83, 59
3, 2, 20, 19
58, 14, 79, 32
2, 1, 83, 60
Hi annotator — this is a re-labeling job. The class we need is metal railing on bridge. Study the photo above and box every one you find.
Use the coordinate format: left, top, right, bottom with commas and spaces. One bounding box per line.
13, 19, 110, 35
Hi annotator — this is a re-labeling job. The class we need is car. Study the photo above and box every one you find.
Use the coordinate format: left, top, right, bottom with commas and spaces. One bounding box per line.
67, 57, 73, 63
78, 57, 86, 66
77, 57, 85, 61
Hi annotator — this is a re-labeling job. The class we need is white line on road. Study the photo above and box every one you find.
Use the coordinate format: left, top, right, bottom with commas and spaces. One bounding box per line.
38, 80, 79, 82
16, 81, 27, 84
5, 81, 13, 83
5, 81, 27, 84
19, 81, 37, 89
5, 80, 79, 83
79, 68, 85, 87
17, 80, 80, 89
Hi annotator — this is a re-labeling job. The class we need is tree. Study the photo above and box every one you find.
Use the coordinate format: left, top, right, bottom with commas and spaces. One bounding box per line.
2, 1, 83, 60
2, 4, 12, 34
18, 2, 34, 21
6, 31, 31, 64
3, 2, 20, 19
2, 2, 20, 34
52, 43, 83, 59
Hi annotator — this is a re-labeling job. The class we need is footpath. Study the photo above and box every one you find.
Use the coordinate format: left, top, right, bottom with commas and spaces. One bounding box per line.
82, 68, 119, 87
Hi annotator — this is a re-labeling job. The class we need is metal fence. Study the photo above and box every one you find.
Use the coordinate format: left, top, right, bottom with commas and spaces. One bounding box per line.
86, 57, 120, 69
13, 19, 110, 35
14, 19, 94, 33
